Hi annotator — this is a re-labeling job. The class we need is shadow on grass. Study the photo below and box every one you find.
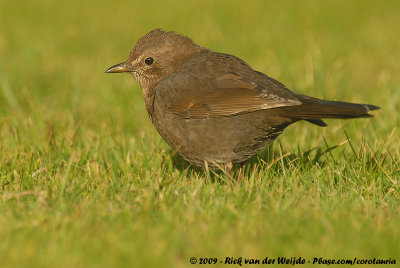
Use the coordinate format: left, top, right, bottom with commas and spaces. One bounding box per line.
168, 141, 347, 181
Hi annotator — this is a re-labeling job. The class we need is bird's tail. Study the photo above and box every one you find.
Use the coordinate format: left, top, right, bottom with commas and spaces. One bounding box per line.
280, 98, 380, 127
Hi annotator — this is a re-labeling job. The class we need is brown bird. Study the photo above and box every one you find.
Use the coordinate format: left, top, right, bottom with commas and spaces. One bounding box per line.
106, 29, 379, 169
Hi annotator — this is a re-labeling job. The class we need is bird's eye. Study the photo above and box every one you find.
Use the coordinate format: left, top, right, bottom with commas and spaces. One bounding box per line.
144, 57, 154, 65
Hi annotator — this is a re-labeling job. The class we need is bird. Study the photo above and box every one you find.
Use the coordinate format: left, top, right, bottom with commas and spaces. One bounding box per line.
106, 28, 379, 169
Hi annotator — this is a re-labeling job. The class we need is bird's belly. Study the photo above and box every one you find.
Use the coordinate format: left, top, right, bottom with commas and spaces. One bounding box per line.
152, 106, 288, 167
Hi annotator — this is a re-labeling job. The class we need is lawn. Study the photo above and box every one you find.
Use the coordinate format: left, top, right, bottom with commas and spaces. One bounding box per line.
0, 0, 399, 267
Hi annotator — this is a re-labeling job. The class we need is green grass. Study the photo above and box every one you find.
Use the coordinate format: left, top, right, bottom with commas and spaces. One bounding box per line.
1, 0, 399, 267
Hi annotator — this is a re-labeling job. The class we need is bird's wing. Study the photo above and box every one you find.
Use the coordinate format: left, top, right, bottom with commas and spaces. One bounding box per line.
165, 72, 302, 119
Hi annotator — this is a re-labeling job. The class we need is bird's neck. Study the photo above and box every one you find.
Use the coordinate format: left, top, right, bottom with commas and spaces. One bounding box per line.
142, 86, 156, 122
131, 72, 159, 121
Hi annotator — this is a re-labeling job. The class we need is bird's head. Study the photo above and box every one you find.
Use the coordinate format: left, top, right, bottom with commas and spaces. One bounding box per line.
106, 28, 206, 90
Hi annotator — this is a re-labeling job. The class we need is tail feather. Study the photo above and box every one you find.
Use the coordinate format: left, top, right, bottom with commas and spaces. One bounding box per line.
305, 119, 328, 127
281, 99, 380, 126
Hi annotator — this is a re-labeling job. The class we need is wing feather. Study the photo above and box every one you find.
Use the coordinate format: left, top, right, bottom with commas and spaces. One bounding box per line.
168, 72, 301, 119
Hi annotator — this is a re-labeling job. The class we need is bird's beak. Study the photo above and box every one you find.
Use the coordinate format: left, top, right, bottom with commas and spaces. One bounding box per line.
105, 62, 136, 73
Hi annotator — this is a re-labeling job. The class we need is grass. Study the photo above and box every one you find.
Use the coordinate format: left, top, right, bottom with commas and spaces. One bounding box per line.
0, 0, 399, 267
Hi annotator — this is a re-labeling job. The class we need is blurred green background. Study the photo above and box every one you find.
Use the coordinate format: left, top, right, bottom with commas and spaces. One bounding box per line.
1, 0, 399, 138
0, 0, 399, 267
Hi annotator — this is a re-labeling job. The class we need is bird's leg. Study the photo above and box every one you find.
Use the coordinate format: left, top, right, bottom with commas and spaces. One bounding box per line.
223, 162, 233, 173
236, 166, 245, 181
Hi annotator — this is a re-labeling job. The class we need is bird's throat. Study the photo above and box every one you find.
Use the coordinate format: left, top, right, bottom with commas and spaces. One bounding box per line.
142, 86, 156, 121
